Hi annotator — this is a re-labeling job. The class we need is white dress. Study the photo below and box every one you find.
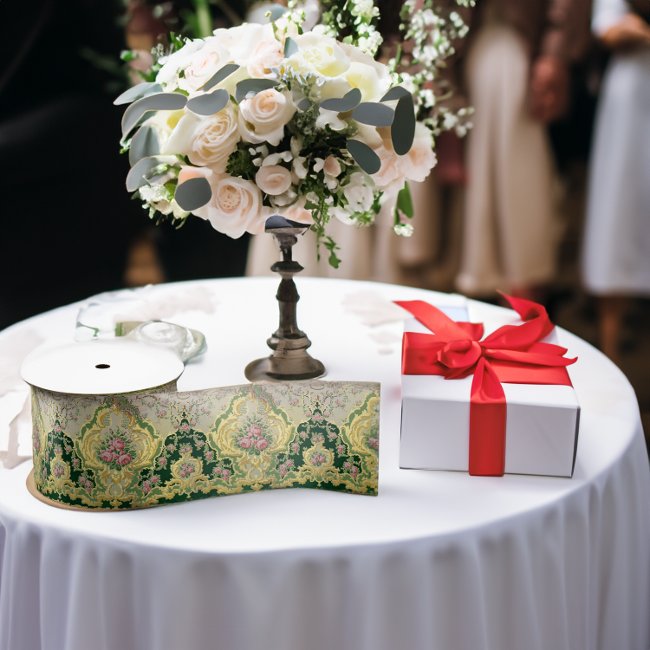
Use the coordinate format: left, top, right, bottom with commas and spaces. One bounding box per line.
582, 0, 650, 295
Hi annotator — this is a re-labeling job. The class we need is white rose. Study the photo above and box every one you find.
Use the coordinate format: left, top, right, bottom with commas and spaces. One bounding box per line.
290, 33, 351, 77
239, 89, 295, 146
163, 105, 240, 171
143, 109, 185, 141
255, 165, 292, 196
177, 38, 232, 94
156, 40, 205, 91
247, 38, 284, 79
200, 175, 266, 237
317, 77, 352, 101
344, 61, 390, 102
212, 24, 273, 67
397, 123, 437, 183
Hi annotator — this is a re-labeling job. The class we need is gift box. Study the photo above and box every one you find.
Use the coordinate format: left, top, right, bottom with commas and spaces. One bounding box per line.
396, 296, 580, 477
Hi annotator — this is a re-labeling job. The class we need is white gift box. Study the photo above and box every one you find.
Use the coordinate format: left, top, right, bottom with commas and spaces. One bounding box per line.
398, 304, 580, 477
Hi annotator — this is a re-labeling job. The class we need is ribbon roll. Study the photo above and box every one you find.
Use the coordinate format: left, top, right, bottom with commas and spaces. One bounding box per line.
22, 341, 380, 510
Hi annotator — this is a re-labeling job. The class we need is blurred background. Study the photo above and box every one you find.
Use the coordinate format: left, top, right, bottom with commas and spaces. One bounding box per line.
0, 0, 648, 440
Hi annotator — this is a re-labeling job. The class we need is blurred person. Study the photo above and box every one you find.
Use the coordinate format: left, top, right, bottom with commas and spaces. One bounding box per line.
581, 0, 650, 361
455, 0, 591, 301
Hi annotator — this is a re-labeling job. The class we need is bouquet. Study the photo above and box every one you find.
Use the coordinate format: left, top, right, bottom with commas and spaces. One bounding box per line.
116, 2, 471, 267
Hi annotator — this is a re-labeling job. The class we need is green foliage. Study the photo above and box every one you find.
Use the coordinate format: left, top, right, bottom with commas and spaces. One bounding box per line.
225, 143, 256, 181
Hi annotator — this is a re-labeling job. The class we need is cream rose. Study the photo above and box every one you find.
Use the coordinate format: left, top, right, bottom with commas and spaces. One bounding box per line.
163, 105, 240, 171
398, 123, 437, 183
156, 40, 205, 91
278, 198, 314, 225
213, 23, 270, 67
371, 144, 402, 189
202, 176, 266, 238
247, 39, 284, 79
344, 61, 391, 102
255, 165, 292, 196
290, 32, 351, 78
178, 39, 232, 93
239, 89, 295, 146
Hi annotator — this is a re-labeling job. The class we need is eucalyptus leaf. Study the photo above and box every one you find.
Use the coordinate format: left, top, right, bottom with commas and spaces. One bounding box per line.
174, 177, 212, 212
235, 78, 278, 102
352, 102, 394, 127
121, 93, 187, 137
284, 37, 298, 57
186, 88, 229, 116
396, 183, 414, 218
346, 139, 381, 174
319, 88, 361, 112
380, 86, 411, 102
126, 157, 159, 192
201, 63, 240, 91
268, 4, 288, 20
113, 82, 162, 106
297, 98, 311, 111
391, 94, 415, 155
128, 126, 159, 166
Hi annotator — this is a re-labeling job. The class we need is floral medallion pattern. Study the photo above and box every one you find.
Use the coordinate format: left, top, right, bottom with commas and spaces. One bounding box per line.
31, 382, 379, 510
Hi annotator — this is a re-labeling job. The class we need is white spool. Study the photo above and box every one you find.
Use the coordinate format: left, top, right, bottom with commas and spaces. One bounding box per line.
21, 340, 184, 395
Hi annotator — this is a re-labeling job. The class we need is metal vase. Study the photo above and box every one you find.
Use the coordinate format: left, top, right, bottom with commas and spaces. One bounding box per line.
244, 217, 325, 382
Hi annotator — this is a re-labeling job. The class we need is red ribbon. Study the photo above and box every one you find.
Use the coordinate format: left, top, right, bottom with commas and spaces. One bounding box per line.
395, 294, 577, 476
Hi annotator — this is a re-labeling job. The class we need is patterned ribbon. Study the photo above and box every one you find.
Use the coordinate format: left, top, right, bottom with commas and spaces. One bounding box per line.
395, 295, 577, 476
29, 381, 380, 510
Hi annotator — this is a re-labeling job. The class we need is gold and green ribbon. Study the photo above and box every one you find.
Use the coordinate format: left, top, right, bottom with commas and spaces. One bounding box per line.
29, 381, 380, 510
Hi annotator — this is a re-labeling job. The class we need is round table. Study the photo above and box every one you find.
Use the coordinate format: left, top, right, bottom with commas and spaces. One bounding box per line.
0, 278, 648, 650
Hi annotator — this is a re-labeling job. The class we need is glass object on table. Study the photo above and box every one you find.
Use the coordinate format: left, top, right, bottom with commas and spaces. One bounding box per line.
75, 289, 206, 363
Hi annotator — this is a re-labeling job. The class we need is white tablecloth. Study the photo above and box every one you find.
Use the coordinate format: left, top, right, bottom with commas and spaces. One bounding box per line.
1, 278, 649, 650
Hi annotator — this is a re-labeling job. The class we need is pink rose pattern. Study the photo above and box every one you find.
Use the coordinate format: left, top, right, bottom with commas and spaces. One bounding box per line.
97, 429, 135, 470
275, 405, 377, 487
236, 420, 272, 455
36, 395, 379, 509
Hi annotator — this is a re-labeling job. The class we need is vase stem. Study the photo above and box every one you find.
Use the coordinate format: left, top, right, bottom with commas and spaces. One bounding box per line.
245, 222, 325, 382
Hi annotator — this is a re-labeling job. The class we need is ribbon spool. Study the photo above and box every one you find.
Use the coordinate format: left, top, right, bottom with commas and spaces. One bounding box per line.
22, 339, 185, 396
22, 340, 183, 510
22, 341, 380, 510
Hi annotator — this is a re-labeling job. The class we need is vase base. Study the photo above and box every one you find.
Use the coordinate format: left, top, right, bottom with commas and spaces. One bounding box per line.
244, 355, 326, 382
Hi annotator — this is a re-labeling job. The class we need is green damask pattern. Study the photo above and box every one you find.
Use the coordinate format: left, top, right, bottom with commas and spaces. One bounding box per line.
30, 382, 380, 510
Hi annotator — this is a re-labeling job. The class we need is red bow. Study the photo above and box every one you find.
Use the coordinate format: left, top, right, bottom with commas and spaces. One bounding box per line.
395, 294, 577, 476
